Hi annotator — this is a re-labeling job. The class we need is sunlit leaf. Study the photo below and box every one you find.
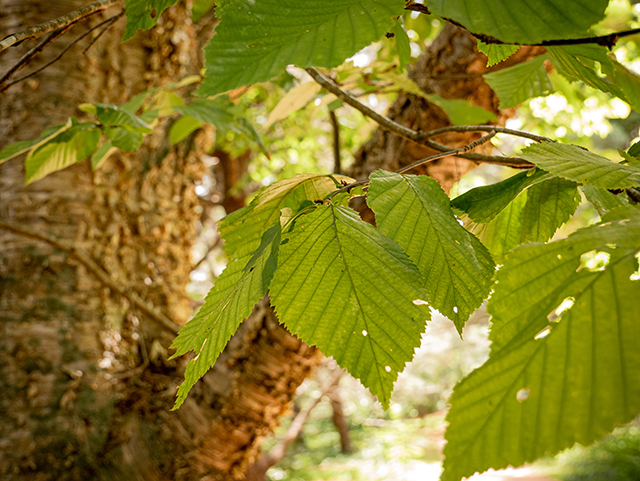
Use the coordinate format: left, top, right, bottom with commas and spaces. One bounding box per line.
426, 0, 608, 44
521, 142, 640, 189
477, 41, 519, 67
443, 207, 640, 481
25, 123, 100, 184
170, 224, 281, 409
484, 54, 554, 109
464, 176, 580, 260
581, 186, 629, 216
270, 203, 430, 407
123, 0, 179, 41
368, 170, 494, 332
199, 0, 405, 95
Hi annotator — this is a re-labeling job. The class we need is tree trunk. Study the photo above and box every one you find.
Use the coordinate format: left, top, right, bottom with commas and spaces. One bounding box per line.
0, 3, 319, 480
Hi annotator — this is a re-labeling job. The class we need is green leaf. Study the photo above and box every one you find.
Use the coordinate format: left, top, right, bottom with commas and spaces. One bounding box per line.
452, 168, 553, 223
104, 127, 144, 152
91, 140, 117, 169
170, 116, 204, 145
442, 207, 640, 481
94, 104, 154, 133
520, 142, 640, 189
368, 170, 494, 332
221, 174, 354, 258
270, 204, 430, 408
548, 45, 640, 111
484, 54, 554, 109
0, 122, 71, 166
425, 0, 608, 44
192, 0, 215, 21
174, 98, 265, 150
581, 185, 629, 216
619, 149, 640, 170
465, 176, 580, 260
628, 140, 640, 159
25, 123, 100, 184
123, 0, 179, 42
170, 174, 354, 408
477, 41, 519, 67
392, 19, 411, 71
199, 0, 405, 96
170, 224, 281, 409
428, 95, 496, 126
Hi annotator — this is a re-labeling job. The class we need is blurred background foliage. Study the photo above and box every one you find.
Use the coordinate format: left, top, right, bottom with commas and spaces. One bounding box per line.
184, 1, 640, 479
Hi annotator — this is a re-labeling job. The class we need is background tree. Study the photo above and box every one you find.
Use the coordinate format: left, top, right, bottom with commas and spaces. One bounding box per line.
1, 1, 640, 481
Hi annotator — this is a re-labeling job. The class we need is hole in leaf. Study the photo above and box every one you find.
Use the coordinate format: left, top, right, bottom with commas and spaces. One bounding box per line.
281, 238, 290, 245
453, 306, 458, 314
631, 251, 640, 281
547, 297, 575, 323
385, 366, 391, 373
577, 250, 610, 273
534, 325, 552, 340
516, 388, 530, 402
413, 299, 429, 306
362, 330, 368, 337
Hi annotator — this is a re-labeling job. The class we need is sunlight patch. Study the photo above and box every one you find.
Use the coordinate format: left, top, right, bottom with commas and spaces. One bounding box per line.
547, 297, 575, 323
577, 250, 610, 272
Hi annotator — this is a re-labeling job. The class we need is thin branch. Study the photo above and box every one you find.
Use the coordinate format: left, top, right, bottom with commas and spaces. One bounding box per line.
398, 131, 497, 174
0, 221, 180, 334
1, 12, 125, 93
246, 369, 343, 479
329, 109, 341, 175
192, 235, 222, 271
83, 11, 124, 53
416, 125, 551, 143
407, 3, 640, 50
479, 27, 640, 49
326, 132, 499, 201
306, 67, 536, 168
0, 0, 122, 53
0, 25, 74, 87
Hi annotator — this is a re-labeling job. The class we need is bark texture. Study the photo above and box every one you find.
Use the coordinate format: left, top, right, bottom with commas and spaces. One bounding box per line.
0, 3, 319, 480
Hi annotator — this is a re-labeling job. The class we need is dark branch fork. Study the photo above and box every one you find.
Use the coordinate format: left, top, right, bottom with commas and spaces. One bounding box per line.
305, 67, 539, 169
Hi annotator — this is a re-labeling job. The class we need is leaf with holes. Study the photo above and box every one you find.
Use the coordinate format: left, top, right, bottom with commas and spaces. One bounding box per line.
368, 170, 494, 332
170, 174, 353, 408
199, 0, 405, 96
521, 142, 640, 189
425, 0, 608, 44
484, 54, 554, 109
442, 207, 640, 481
270, 203, 430, 408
